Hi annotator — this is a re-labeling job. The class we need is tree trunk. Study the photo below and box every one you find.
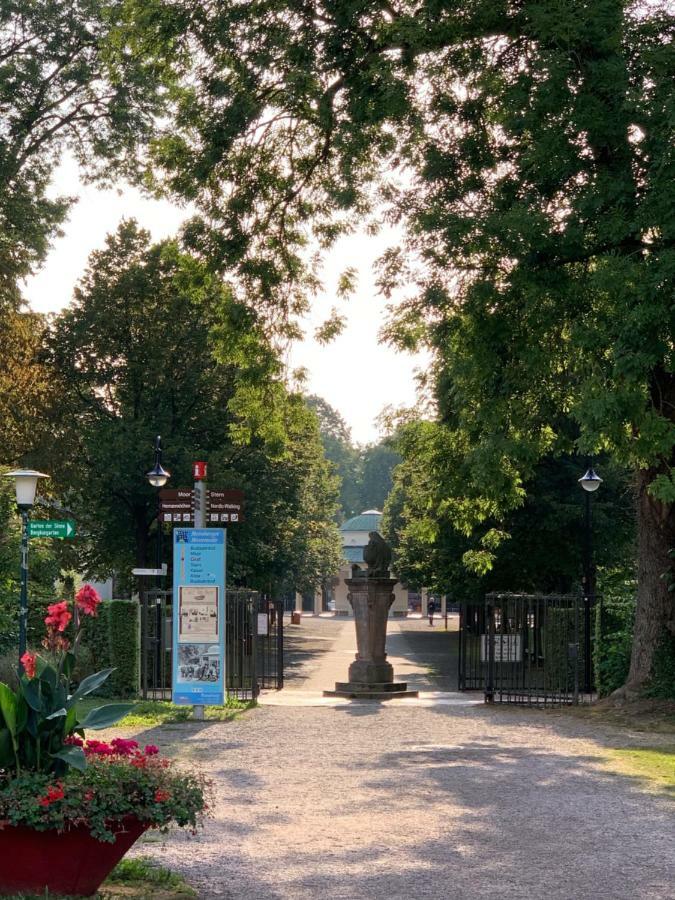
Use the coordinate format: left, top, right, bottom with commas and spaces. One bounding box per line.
624, 469, 675, 694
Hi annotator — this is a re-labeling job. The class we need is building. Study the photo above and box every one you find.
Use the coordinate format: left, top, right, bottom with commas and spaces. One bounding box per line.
295, 508, 446, 617
332, 509, 409, 615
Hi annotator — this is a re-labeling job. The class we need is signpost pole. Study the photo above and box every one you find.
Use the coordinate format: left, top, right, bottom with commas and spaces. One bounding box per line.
193, 473, 206, 721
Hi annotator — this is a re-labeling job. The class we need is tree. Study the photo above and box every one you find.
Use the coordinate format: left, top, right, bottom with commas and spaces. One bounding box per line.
306, 395, 361, 518
0, 0, 175, 304
43, 221, 341, 593
360, 442, 400, 511
151, 2, 673, 694
383, 419, 635, 601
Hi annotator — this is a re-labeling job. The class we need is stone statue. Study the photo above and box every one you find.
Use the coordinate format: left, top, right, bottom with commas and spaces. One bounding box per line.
363, 531, 392, 578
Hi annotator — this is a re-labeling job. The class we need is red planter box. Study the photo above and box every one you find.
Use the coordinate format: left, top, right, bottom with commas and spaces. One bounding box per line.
0, 817, 148, 896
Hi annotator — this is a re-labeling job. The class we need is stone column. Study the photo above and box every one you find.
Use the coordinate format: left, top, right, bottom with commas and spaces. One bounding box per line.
324, 576, 418, 699
347, 577, 397, 684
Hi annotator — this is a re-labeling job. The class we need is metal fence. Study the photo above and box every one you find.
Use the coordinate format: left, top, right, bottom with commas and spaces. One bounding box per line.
458, 593, 596, 706
141, 588, 284, 701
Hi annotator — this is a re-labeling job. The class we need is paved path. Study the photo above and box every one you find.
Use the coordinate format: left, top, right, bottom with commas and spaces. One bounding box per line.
125, 619, 675, 899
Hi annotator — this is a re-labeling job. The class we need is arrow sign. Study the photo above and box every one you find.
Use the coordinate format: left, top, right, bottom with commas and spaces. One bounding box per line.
27, 520, 76, 539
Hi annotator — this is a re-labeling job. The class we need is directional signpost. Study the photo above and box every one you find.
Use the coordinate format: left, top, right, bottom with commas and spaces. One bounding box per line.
27, 520, 76, 539
159, 489, 194, 524
207, 489, 245, 524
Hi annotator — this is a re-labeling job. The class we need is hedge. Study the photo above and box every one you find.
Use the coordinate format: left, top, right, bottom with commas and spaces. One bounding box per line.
80, 599, 140, 698
594, 592, 635, 697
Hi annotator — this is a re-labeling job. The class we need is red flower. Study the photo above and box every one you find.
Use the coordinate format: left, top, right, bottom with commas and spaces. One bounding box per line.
44, 601, 72, 633
38, 784, 65, 807
110, 738, 139, 756
144, 745, 159, 756
75, 584, 101, 617
84, 740, 115, 756
84, 790, 94, 802
64, 735, 84, 747
20, 652, 37, 679
130, 755, 147, 768
154, 789, 171, 802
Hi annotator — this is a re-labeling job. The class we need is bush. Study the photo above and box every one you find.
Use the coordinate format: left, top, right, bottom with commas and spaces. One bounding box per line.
80, 599, 140, 698
645, 633, 675, 699
594, 583, 635, 697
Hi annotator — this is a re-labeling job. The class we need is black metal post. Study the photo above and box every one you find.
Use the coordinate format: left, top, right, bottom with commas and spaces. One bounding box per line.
582, 484, 593, 694
18, 508, 29, 669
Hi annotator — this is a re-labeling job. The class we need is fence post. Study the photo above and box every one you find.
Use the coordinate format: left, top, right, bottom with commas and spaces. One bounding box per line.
485, 597, 495, 703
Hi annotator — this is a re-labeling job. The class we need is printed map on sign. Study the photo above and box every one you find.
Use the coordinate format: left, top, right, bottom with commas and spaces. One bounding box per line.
179, 585, 219, 641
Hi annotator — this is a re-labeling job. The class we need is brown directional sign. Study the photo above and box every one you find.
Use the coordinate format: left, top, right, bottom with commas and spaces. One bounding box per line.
159, 488, 194, 524
207, 489, 245, 524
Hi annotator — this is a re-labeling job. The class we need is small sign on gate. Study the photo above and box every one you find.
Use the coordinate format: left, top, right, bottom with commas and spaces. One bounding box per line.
480, 634, 522, 663
257, 613, 268, 636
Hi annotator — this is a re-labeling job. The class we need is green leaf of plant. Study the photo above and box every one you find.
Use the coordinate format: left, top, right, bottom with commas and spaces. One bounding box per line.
64, 706, 78, 734
0, 728, 13, 767
51, 746, 87, 772
79, 703, 133, 730
0, 684, 18, 743
68, 668, 114, 706
46, 708, 67, 720
36, 662, 57, 690
21, 679, 42, 712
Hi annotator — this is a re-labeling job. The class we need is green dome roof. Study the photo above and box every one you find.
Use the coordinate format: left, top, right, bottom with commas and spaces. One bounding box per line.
340, 510, 382, 533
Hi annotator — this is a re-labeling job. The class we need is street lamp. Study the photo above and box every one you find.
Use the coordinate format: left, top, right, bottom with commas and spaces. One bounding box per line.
578, 462, 602, 694
3, 469, 49, 669
146, 435, 170, 488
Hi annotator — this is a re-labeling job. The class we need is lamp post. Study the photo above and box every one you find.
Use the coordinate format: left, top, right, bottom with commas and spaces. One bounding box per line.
578, 462, 602, 694
3, 469, 49, 670
146, 437, 170, 692
146, 435, 170, 580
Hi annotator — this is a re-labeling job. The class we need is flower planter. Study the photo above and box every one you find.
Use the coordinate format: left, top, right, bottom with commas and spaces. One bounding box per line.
0, 817, 148, 897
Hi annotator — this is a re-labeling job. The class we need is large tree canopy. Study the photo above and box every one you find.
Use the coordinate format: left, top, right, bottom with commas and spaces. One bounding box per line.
42, 221, 341, 593
145, 0, 673, 692
0, 0, 175, 304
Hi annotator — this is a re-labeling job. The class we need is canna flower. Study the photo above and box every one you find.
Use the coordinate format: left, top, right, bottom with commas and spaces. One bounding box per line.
74, 584, 102, 617
20, 652, 37, 679
144, 745, 159, 756
44, 601, 72, 633
154, 789, 171, 802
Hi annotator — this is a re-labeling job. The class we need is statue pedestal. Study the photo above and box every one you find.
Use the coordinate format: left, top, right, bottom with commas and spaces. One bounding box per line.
324, 577, 418, 700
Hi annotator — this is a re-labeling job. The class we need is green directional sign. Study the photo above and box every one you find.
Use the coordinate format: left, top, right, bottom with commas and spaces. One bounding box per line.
27, 520, 76, 539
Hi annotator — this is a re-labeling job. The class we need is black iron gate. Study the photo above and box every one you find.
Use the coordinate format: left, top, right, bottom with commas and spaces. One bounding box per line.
141, 589, 284, 701
458, 593, 595, 706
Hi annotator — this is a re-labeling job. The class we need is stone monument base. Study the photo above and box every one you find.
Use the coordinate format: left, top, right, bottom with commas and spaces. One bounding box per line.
324, 681, 418, 700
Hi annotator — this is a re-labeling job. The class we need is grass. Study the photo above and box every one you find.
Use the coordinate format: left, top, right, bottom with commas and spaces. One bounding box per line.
77, 694, 254, 726
605, 746, 675, 797
4, 856, 196, 898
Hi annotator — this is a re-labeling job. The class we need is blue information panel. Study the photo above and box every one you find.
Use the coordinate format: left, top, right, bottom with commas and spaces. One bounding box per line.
172, 529, 226, 705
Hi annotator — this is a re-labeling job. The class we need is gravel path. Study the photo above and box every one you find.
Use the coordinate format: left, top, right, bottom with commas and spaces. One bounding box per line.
123, 622, 675, 899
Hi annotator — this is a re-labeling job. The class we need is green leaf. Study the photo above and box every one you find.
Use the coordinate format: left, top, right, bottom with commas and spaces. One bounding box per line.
64, 706, 78, 734
51, 746, 87, 772
0, 683, 18, 743
36, 662, 58, 690
68, 668, 114, 706
0, 728, 13, 767
21, 679, 42, 712
79, 703, 133, 730
46, 708, 67, 720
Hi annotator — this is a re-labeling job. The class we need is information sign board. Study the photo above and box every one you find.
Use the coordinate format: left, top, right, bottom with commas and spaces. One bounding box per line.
172, 529, 226, 705
480, 634, 522, 663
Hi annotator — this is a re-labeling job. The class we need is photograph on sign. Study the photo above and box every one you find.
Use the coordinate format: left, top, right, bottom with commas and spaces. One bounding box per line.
179, 586, 219, 641
177, 643, 221, 683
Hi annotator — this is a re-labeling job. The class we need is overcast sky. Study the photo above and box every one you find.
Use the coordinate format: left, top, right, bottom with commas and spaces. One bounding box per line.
23, 157, 426, 445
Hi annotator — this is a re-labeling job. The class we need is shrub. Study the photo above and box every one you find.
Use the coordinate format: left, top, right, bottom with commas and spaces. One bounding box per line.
79, 600, 139, 699
594, 580, 635, 697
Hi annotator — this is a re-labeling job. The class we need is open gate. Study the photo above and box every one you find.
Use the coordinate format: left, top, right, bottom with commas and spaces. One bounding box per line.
141, 588, 284, 701
459, 593, 595, 706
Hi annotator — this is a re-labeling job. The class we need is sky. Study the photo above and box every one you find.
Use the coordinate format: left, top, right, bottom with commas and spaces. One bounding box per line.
23, 157, 427, 445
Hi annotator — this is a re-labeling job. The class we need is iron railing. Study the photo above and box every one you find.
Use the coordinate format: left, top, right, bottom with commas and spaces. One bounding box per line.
141, 588, 284, 701
458, 593, 597, 706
